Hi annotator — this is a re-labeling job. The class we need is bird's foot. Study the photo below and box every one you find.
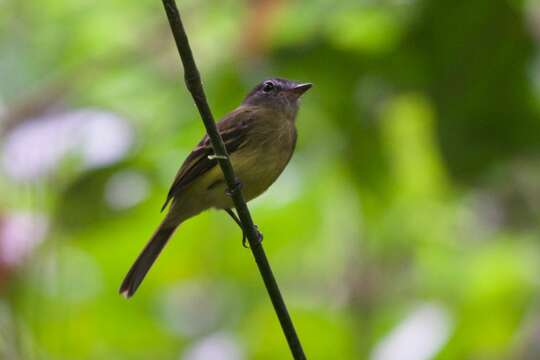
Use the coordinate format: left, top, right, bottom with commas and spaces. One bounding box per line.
242, 225, 263, 248
226, 180, 243, 197
224, 208, 263, 248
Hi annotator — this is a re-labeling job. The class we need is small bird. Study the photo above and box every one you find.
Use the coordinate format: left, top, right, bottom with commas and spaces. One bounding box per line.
119, 78, 311, 298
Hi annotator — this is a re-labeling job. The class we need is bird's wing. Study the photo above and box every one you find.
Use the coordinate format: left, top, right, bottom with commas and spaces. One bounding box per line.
161, 106, 257, 211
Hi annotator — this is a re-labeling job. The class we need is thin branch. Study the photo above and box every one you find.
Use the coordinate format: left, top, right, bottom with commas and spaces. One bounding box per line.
160, 1, 307, 358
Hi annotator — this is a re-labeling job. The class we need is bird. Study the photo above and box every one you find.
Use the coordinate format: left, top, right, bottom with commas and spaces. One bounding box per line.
119, 78, 312, 298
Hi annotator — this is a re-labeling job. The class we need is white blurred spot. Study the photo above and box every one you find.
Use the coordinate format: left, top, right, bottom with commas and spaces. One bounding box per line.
104, 170, 149, 210
1, 109, 133, 181
371, 303, 452, 360
182, 332, 244, 360
0, 212, 48, 266
158, 281, 229, 338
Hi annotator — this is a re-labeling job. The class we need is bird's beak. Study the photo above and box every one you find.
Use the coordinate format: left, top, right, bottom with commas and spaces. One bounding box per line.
286, 83, 312, 99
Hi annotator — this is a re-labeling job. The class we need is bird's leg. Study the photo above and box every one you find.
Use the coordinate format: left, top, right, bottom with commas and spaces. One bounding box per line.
225, 208, 243, 228
225, 179, 243, 197
224, 208, 263, 248
224, 208, 248, 248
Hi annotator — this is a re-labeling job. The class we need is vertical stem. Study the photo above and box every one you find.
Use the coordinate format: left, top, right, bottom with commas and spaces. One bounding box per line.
160, 1, 307, 358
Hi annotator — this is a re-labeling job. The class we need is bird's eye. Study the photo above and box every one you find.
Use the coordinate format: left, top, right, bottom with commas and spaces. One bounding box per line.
262, 82, 274, 93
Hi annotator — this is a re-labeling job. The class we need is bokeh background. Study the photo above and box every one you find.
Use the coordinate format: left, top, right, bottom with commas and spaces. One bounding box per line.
1, 0, 540, 359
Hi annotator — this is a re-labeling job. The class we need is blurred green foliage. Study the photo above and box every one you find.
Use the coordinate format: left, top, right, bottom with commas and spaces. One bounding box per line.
1, 0, 540, 359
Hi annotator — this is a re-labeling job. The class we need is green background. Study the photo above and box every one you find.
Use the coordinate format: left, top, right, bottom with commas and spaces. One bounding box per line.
1, 0, 539, 359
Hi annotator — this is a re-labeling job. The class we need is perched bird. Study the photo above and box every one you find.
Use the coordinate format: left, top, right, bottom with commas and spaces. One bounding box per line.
119, 78, 312, 298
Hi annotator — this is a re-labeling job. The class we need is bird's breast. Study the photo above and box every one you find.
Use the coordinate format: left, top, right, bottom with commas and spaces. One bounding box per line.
230, 120, 296, 201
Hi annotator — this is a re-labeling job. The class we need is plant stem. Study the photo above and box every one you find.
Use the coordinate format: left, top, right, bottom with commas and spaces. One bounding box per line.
160, 1, 307, 358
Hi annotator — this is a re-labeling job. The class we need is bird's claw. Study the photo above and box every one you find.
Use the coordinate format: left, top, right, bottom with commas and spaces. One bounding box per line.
224, 208, 262, 248
226, 180, 243, 197
242, 225, 263, 249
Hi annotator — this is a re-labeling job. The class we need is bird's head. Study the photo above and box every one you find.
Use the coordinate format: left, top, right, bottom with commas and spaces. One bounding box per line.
242, 78, 312, 118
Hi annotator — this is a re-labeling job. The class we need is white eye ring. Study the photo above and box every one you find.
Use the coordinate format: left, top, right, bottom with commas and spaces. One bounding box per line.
262, 82, 274, 92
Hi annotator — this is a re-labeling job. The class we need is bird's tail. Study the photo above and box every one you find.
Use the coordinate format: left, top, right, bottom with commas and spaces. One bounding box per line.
119, 219, 179, 298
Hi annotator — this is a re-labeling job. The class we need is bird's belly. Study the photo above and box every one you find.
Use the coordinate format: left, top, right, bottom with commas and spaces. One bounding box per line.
231, 145, 290, 201
197, 139, 292, 210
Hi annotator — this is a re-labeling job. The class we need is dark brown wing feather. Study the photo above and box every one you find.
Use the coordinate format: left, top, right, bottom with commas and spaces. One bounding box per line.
161, 106, 256, 211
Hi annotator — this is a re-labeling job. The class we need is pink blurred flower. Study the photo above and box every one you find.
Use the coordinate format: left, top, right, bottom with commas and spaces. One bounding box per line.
2, 109, 133, 181
0, 212, 48, 266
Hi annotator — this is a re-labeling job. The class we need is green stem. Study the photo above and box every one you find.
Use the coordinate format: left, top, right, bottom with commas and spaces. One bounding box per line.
160, 1, 307, 358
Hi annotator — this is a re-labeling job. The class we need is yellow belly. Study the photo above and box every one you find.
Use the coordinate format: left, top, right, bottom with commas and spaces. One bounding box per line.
170, 117, 296, 219
191, 134, 294, 211
230, 143, 292, 201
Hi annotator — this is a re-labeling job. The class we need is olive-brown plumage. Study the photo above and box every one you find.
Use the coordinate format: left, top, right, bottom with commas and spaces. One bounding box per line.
120, 78, 311, 298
